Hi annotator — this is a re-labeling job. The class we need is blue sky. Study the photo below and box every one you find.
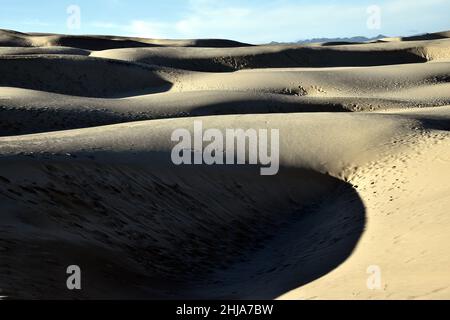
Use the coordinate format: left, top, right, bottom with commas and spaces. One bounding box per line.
1, 0, 449, 43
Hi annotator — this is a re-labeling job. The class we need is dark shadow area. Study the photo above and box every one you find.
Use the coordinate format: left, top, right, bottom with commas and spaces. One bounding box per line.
187, 39, 253, 48
0, 160, 365, 299
2, 97, 447, 137
200, 182, 366, 299
0, 30, 252, 49
234, 47, 428, 68
400, 113, 450, 131
54, 35, 162, 50
190, 100, 349, 116
0, 56, 172, 98
320, 41, 364, 46
133, 47, 428, 72
53, 36, 253, 50
0, 99, 349, 136
0, 107, 140, 137
401, 33, 448, 42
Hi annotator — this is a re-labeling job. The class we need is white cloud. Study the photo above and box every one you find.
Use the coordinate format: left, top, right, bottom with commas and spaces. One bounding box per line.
90, 0, 450, 43
126, 20, 168, 38
90, 20, 171, 38
171, 0, 450, 42
170, 1, 365, 42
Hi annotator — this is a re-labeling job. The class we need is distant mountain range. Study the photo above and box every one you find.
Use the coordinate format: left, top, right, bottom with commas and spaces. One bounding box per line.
270, 34, 387, 45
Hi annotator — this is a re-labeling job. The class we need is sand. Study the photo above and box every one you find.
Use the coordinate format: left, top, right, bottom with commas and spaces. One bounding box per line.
0, 29, 449, 299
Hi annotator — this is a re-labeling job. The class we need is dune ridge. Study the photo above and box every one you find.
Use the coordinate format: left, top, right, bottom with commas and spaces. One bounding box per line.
0, 29, 252, 50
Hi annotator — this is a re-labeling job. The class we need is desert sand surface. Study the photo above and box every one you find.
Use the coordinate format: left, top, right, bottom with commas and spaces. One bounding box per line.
0, 29, 449, 299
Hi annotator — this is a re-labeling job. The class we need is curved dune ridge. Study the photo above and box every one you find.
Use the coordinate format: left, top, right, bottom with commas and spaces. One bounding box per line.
0, 55, 172, 97
0, 29, 450, 299
90, 42, 445, 71
0, 29, 252, 49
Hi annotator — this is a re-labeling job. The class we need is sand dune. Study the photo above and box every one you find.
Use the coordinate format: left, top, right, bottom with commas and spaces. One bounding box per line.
1, 59, 450, 136
0, 55, 171, 97
91, 38, 450, 71
0, 29, 251, 50
0, 29, 449, 299
400, 30, 450, 42
0, 46, 91, 56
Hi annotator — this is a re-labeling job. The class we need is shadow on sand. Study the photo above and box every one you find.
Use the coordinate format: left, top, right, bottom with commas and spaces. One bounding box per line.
0, 163, 365, 299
